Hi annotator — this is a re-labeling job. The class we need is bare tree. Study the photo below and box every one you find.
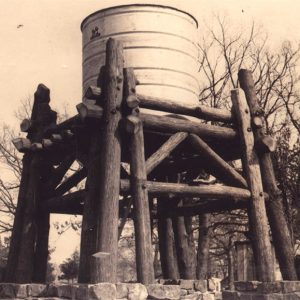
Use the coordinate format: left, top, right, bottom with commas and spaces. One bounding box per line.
198, 15, 300, 134
0, 125, 22, 233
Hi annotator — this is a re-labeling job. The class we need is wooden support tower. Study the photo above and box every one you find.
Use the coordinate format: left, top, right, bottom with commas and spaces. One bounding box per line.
5, 37, 296, 285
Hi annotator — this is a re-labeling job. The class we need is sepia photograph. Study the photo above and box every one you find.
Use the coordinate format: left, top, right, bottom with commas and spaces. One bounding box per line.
0, 1, 299, 299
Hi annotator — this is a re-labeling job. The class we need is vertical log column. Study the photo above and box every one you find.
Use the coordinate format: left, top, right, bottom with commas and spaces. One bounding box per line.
33, 112, 60, 283
157, 197, 179, 279
238, 69, 297, 280
79, 133, 102, 283
231, 88, 274, 282
124, 68, 155, 284
196, 213, 211, 280
5, 84, 56, 283
172, 201, 196, 279
91, 39, 124, 283
5, 152, 31, 282
79, 75, 105, 283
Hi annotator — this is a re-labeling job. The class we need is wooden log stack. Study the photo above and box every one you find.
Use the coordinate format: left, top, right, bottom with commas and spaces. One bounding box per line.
5, 37, 295, 285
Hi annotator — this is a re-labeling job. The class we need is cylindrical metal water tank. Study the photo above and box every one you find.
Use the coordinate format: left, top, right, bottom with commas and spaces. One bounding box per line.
81, 4, 199, 105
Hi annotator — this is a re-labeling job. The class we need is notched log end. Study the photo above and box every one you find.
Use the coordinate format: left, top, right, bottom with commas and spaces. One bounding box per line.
12, 137, 31, 152
125, 115, 142, 134
50, 134, 63, 143
256, 135, 276, 153
252, 116, 264, 129
35, 84, 50, 103
31, 142, 43, 151
20, 119, 33, 132
238, 69, 253, 90
84, 85, 102, 100
76, 102, 103, 120
126, 95, 140, 109
42, 138, 53, 148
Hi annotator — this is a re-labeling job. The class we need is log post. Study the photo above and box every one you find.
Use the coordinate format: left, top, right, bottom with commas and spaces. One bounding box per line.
228, 239, 235, 291
34, 153, 74, 283
91, 38, 124, 283
231, 88, 274, 282
157, 197, 179, 279
33, 165, 54, 283
4, 153, 31, 282
238, 69, 297, 280
78, 133, 102, 283
196, 213, 211, 279
78, 48, 105, 284
172, 198, 196, 279
124, 67, 155, 284
6, 84, 56, 283
32, 90, 57, 283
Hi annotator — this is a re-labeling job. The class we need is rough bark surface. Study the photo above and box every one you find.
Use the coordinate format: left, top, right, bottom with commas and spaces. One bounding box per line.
231, 88, 274, 282
238, 68, 297, 280
92, 38, 124, 283
196, 213, 211, 280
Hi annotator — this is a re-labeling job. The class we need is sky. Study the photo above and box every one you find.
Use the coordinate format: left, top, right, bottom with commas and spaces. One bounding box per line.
0, 0, 300, 265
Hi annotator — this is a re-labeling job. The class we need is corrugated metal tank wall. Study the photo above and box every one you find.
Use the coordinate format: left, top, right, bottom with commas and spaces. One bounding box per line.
81, 4, 200, 105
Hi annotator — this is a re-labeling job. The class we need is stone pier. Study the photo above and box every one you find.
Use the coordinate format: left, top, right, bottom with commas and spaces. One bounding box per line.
0, 279, 221, 300
223, 281, 300, 299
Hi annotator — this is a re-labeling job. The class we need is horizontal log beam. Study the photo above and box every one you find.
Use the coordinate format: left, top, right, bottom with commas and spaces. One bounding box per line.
120, 179, 251, 200
137, 94, 234, 123
46, 115, 81, 134
44, 190, 86, 214
159, 198, 249, 217
82, 86, 234, 123
58, 104, 237, 143
140, 113, 238, 142
45, 188, 248, 217
45, 190, 130, 217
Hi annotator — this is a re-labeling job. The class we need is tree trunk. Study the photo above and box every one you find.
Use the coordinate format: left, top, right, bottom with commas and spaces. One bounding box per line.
124, 67, 155, 284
